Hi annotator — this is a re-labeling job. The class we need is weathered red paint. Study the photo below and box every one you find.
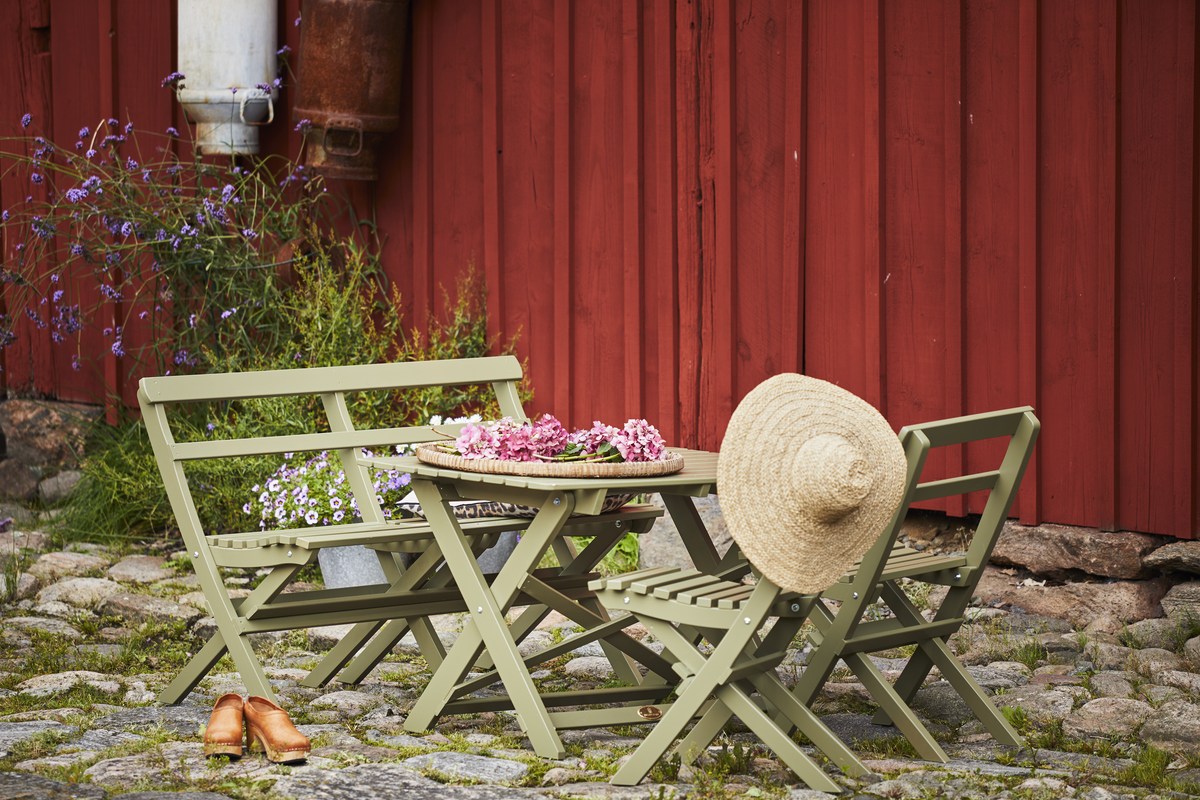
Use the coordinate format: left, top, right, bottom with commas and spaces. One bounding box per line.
0, 0, 1197, 538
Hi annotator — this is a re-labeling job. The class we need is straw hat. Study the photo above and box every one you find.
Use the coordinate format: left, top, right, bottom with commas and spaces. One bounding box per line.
718, 374, 907, 594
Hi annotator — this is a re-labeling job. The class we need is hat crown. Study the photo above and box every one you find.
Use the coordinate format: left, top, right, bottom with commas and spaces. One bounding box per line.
791, 433, 872, 524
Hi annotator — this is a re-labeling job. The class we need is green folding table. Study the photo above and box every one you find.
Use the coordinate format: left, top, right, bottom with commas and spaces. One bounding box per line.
357, 448, 733, 759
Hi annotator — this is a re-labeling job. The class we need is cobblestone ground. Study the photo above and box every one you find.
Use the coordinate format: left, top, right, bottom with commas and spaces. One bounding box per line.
3, 540, 1200, 799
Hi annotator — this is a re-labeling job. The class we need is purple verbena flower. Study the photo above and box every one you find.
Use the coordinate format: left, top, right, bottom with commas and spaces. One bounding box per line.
78, 126, 90, 139
111, 339, 125, 358
20, 113, 31, 128
165, 126, 180, 137
161, 71, 185, 88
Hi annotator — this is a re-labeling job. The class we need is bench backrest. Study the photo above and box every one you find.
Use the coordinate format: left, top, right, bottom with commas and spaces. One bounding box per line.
137, 356, 526, 555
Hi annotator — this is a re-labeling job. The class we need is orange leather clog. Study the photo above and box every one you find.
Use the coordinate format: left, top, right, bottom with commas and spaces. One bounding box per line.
202, 693, 245, 758
243, 695, 311, 763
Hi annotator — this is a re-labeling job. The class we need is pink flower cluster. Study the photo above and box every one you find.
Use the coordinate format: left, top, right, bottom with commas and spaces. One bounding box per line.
454, 415, 668, 463
611, 418, 668, 462
570, 421, 620, 454
455, 414, 570, 462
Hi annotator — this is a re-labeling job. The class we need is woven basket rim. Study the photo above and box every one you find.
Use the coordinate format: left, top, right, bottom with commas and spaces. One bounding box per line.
414, 443, 684, 478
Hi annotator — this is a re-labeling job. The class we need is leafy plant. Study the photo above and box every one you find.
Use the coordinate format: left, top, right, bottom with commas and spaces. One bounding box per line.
0, 111, 324, 382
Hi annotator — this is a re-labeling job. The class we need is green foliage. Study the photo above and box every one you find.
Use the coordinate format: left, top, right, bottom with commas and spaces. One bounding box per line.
1112, 745, 1171, 787
59, 247, 522, 542
2, 114, 525, 543
0, 118, 327, 379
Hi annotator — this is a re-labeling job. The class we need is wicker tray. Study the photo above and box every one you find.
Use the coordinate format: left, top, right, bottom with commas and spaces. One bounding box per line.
415, 443, 685, 478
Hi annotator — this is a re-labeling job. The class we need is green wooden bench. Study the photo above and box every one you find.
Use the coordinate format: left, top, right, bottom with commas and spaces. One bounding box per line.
138, 356, 662, 704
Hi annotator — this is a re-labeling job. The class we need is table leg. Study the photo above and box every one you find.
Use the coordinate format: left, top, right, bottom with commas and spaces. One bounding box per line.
403, 480, 574, 759
661, 493, 722, 573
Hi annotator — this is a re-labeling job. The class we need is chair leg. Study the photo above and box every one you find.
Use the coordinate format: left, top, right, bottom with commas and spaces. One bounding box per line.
713, 682, 843, 793
317, 546, 451, 686
676, 613, 808, 761
163, 558, 303, 704
843, 652, 948, 762
158, 633, 226, 704
610, 617, 736, 786
747, 670, 867, 776
917, 638, 1024, 747
875, 583, 1022, 748
617, 584, 850, 791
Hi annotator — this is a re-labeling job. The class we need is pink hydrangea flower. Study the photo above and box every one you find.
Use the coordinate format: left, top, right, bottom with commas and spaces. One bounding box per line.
455, 420, 501, 459
571, 421, 621, 455
529, 413, 570, 454
611, 418, 667, 462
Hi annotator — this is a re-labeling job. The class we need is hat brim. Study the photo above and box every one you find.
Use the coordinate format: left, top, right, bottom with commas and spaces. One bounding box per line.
717, 374, 908, 594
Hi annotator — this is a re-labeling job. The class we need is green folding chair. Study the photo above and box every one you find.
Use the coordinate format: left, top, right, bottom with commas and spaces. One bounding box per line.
593, 373, 913, 790
592, 569, 868, 791
789, 407, 1041, 761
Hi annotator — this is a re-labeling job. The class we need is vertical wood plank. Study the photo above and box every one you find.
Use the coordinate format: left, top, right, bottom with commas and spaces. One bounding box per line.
552, 0, 572, 420
782, 0, 805, 375
944, 0, 966, 516
621, 0, 643, 415
863, 0, 884, 411
649, 0, 679, 444
1117, 0, 1197, 537
411, 0, 433, 334
481, 0, 504, 348
705, 0, 735, 441
1097, 0, 1118, 531
675, 0, 702, 447
0, 0, 54, 397
1017, 0, 1041, 524
1189, 1, 1199, 538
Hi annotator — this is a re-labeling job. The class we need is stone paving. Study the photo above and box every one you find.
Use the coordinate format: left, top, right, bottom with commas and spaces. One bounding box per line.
4, 533, 1200, 799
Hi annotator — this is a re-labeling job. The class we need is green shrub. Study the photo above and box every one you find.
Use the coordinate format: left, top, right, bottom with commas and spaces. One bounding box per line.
60, 255, 524, 543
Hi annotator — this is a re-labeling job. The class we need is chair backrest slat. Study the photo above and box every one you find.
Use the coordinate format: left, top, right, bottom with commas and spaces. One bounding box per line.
910, 470, 1001, 503
140, 356, 523, 404
897, 405, 1034, 448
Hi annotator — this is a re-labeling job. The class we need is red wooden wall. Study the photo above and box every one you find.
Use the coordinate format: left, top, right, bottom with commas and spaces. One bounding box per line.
0, 0, 1197, 539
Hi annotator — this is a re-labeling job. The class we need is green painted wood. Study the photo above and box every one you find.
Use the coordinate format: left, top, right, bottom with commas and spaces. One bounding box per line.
402, 479, 575, 758
139, 356, 523, 403
608, 581, 856, 792
796, 407, 1039, 756
138, 356, 533, 704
